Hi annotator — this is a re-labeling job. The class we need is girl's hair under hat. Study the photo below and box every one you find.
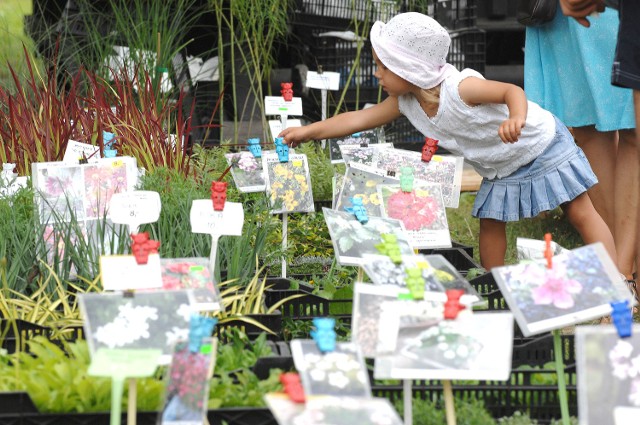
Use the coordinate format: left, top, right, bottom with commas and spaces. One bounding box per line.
370, 12, 458, 90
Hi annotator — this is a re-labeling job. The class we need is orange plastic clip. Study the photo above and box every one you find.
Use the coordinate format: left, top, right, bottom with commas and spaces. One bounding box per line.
544, 233, 553, 269
444, 289, 465, 320
280, 372, 305, 403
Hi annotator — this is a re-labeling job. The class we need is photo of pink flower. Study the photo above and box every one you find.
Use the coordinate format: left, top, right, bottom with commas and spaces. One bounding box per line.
531, 272, 582, 309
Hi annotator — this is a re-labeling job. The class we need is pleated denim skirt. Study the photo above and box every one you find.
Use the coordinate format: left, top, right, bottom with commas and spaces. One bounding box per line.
472, 117, 597, 222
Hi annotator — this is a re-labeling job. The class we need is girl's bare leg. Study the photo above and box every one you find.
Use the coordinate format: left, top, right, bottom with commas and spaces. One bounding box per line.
615, 129, 639, 280
561, 192, 617, 262
479, 218, 507, 270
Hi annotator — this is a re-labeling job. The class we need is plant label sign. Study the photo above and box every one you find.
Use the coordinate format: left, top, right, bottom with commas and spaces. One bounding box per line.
224, 152, 266, 193
100, 253, 163, 290
160, 258, 222, 312
189, 200, 244, 236
306, 71, 341, 90
109, 190, 162, 231
264, 96, 303, 116
0, 175, 28, 198
89, 347, 162, 379
159, 338, 218, 424
290, 339, 371, 398
576, 325, 640, 425
268, 119, 302, 143
63, 140, 100, 164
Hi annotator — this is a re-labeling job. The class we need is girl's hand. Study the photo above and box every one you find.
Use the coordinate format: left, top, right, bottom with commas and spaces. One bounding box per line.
499, 117, 525, 143
278, 126, 311, 148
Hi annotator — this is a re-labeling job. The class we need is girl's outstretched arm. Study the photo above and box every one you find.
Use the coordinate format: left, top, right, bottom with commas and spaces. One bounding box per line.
458, 77, 528, 143
278, 97, 402, 147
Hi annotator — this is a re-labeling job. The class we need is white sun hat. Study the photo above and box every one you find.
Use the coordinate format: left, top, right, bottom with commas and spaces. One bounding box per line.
370, 12, 458, 89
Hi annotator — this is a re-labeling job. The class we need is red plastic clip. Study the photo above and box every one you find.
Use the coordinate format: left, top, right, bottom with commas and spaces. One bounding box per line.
280, 372, 305, 403
211, 181, 228, 211
281, 82, 294, 102
444, 289, 465, 320
130, 232, 160, 265
421, 137, 439, 162
544, 233, 553, 269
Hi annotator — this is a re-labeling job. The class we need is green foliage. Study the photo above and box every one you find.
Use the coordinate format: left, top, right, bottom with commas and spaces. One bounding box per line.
394, 397, 496, 425
208, 368, 282, 409
295, 143, 334, 201
215, 329, 273, 372
497, 411, 538, 425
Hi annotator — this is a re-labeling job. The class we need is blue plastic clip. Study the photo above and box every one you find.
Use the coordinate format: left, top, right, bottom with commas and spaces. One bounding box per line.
247, 138, 262, 158
274, 137, 289, 163
188, 314, 218, 352
344, 197, 368, 224
400, 166, 414, 193
311, 317, 336, 353
103, 131, 117, 158
610, 300, 632, 338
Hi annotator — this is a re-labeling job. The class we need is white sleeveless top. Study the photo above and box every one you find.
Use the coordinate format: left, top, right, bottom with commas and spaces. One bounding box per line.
398, 68, 556, 179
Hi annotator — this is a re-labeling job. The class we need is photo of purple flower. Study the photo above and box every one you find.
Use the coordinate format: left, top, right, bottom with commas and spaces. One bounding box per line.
225, 152, 266, 193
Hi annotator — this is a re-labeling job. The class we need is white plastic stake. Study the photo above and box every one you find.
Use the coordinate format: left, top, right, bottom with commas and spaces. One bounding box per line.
403, 379, 412, 425
281, 212, 288, 278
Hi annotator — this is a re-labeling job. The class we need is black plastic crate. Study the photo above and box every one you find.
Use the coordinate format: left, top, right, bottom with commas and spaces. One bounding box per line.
208, 407, 276, 425
448, 27, 486, 74
293, 0, 402, 31
216, 313, 283, 342
512, 333, 576, 368
429, 0, 478, 30
468, 272, 509, 311
264, 278, 353, 318
0, 320, 51, 354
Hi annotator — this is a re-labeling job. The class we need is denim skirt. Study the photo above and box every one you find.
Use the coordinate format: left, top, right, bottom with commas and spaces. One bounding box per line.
471, 118, 598, 222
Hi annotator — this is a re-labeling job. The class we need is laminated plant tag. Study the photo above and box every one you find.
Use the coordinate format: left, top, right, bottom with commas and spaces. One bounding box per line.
371, 148, 463, 208
100, 253, 163, 291
328, 129, 384, 164
322, 207, 414, 266
159, 338, 218, 425
290, 340, 371, 398
159, 258, 222, 311
62, 140, 100, 164
264, 394, 404, 425
109, 190, 162, 232
264, 96, 303, 116
305, 70, 341, 90
339, 143, 393, 166
79, 290, 195, 365
576, 325, 640, 425
224, 152, 266, 193
516, 237, 569, 262
268, 119, 302, 143
377, 181, 451, 249
351, 282, 404, 358
492, 243, 636, 337
263, 153, 315, 214
88, 348, 162, 378
374, 304, 514, 381
189, 200, 244, 236
336, 162, 398, 217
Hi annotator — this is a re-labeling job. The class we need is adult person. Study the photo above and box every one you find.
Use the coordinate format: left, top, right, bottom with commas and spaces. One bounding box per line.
524, 5, 638, 284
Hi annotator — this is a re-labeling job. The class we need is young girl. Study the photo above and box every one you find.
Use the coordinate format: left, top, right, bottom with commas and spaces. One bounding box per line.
279, 12, 618, 271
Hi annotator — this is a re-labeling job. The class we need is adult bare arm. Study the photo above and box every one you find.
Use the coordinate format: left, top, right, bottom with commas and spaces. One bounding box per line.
278, 97, 402, 147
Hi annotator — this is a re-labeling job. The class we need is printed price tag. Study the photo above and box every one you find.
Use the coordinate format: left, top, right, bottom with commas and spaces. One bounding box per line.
62, 140, 100, 164
190, 200, 244, 236
264, 96, 303, 116
306, 71, 341, 90
100, 253, 163, 290
109, 191, 162, 230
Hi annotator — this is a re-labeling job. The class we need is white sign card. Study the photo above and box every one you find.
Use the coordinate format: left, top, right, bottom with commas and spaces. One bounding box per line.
374, 305, 514, 381
264, 96, 303, 116
264, 394, 404, 425
109, 190, 162, 232
100, 253, 163, 291
305, 71, 341, 90
268, 118, 303, 143
290, 339, 371, 398
576, 325, 640, 425
63, 140, 101, 164
0, 168, 28, 198
189, 200, 244, 236
79, 290, 196, 365
492, 243, 635, 337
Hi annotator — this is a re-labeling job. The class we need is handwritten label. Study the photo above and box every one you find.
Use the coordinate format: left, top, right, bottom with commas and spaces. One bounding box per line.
109, 191, 162, 230
100, 254, 163, 291
306, 71, 341, 90
264, 96, 303, 116
190, 200, 244, 236
63, 140, 100, 164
